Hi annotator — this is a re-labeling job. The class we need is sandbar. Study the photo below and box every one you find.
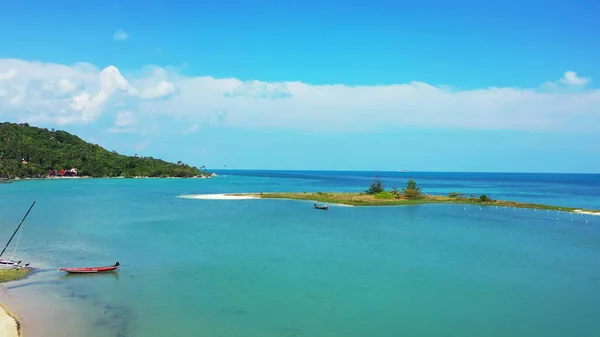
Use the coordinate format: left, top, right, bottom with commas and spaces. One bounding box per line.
0, 304, 20, 337
233, 192, 600, 212
178, 193, 259, 200
573, 209, 599, 215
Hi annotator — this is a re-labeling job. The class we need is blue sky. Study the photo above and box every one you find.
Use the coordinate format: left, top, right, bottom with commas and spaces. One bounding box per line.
0, 0, 599, 172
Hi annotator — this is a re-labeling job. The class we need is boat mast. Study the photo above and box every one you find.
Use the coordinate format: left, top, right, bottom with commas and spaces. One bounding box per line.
0, 201, 36, 258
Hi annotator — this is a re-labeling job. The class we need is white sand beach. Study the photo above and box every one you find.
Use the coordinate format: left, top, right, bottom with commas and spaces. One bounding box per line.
177, 193, 358, 206
573, 210, 599, 215
178, 193, 259, 200
0, 305, 19, 337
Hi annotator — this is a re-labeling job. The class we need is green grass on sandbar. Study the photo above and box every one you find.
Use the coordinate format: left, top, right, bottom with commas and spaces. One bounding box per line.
231, 192, 600, 213
0, 268, 32, 283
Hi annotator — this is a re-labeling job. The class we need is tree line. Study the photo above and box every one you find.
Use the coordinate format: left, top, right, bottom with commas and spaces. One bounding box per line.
0, 122, 208, 179
365, 177, 494, 202
365, 178, 424, 199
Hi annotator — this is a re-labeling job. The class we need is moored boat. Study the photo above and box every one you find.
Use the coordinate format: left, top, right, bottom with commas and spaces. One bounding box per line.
0, 201, 36, 269
0, 258, 29, 269
314, 203, 328, 210
58, 262, 120, 274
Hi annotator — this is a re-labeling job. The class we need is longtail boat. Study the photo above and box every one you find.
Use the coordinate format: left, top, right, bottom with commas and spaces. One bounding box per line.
314, 203, 328, 210
58, 262, 120, 274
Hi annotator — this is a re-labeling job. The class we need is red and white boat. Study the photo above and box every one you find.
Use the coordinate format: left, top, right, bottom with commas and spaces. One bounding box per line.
58, 262, 120, 274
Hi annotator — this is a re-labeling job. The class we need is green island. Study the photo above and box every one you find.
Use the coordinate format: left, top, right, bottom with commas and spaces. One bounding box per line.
0, 122, 211, 179
233, 178, 600, 213
0, 268, 32, 283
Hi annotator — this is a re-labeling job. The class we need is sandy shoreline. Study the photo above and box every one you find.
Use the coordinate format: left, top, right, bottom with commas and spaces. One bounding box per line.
573, 209, 599, 215
0, 268, 92, 337
177, 193, 355, 207
0, 304, 20, 337
178, 193, 259, 200
5, 174, 216, 181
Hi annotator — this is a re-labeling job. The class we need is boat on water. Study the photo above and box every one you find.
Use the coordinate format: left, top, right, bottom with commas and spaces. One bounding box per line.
58, 262, 120, 274
314, 203, 328, 210
0, 259, 29, 269
0, 201, 35, 269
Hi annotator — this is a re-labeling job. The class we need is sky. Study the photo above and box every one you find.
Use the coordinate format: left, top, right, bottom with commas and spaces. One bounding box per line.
0, 0, 599, 173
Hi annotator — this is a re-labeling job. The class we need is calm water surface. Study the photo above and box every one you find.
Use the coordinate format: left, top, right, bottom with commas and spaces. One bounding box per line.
0, 171, 599, 337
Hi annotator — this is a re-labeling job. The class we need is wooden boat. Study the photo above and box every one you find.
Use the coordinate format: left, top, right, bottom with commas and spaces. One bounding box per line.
314, 203, 328, 210
58, 262, 120, 274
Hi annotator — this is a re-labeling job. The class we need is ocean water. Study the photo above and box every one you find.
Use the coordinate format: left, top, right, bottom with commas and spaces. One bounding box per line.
0, 171, 599, 337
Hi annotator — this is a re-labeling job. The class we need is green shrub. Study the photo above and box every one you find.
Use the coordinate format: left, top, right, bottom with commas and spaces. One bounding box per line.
402, 179, 423, 200
479, 194, 493, 202
373, 191, 395, 199
403, 189, 423, 200
365, 179, 384, 195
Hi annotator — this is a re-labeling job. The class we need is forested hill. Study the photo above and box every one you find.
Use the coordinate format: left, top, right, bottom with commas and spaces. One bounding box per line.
0, 122, 208, 179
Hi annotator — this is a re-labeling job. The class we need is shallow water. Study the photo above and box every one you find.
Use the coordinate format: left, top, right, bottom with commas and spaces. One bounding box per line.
1, 172, 599, 337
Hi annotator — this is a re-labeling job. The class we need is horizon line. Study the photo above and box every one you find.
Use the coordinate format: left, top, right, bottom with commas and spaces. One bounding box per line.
207, 168, 599, 175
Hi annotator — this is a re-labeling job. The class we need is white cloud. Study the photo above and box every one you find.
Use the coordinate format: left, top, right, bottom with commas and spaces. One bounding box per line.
0, 68, 17, 80
224, 80, 292, 99
106, 110, 137, 133
62, 65, 138, 124
544, 71, 592, 90
114, 110, 136, 127
0, 59, 140, 125
113, 29, 129, 41
0, 58, 598, 133
558, 71, 590, 86
140, 80, 178, 100
70, 92, 91, 112
56, 78, 78, 94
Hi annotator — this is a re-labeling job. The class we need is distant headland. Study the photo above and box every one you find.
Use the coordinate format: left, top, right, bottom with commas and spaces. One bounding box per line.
229, 178, 600, 214
0, 122, 212, 180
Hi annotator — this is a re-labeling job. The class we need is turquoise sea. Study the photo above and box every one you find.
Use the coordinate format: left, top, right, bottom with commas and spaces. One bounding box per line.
1, 171, 600, 337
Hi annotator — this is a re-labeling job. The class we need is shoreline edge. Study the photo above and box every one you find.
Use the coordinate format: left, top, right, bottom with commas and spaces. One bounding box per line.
0, 303, 21, 337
